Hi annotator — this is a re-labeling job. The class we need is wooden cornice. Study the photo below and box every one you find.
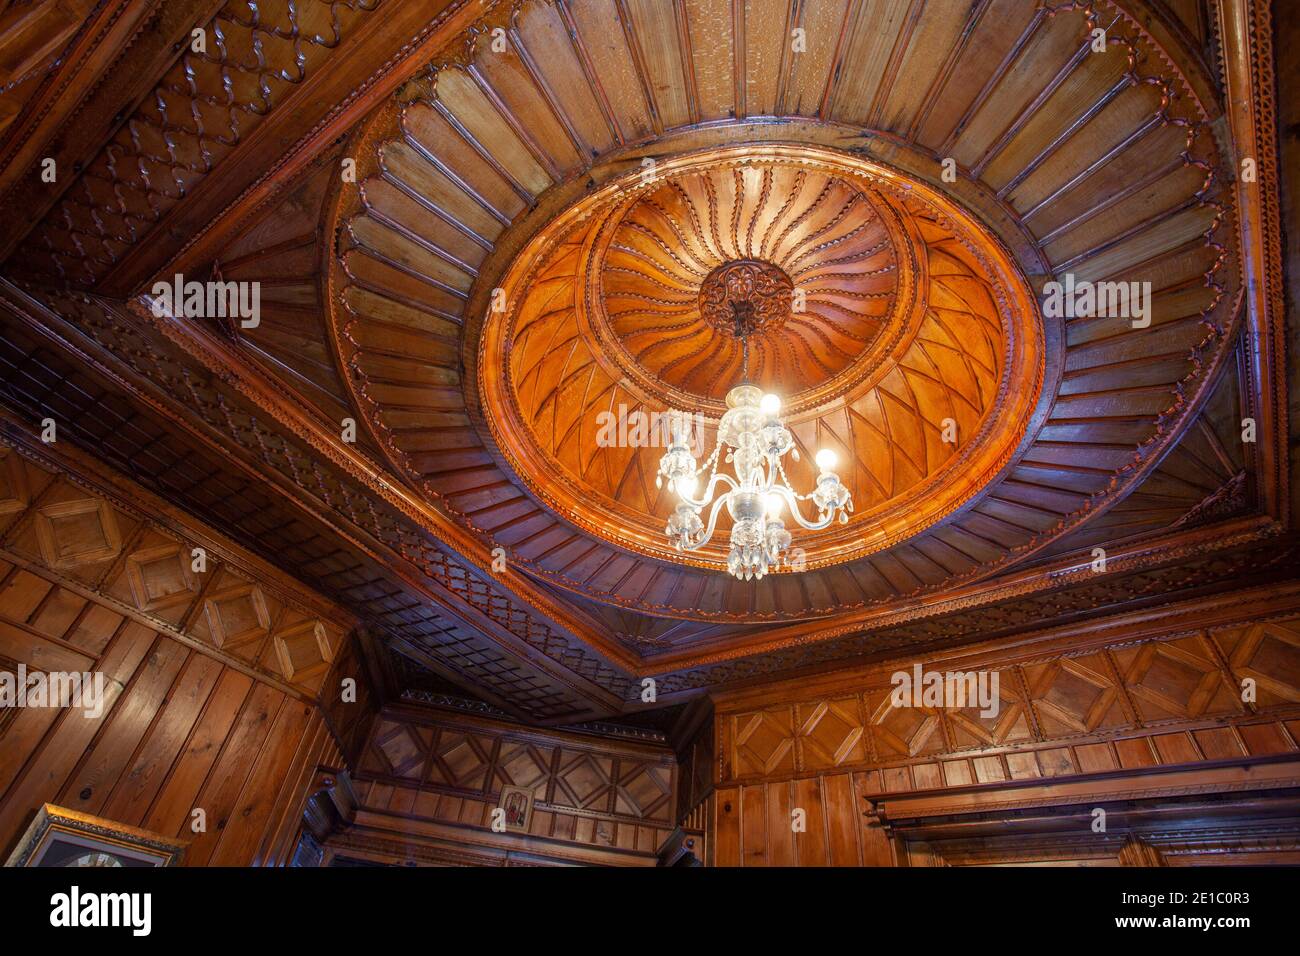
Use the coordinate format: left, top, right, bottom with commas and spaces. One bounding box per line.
643, 511, 1287, 672
706, 577, 1300, 712
96, 0, 499, 297
1215, 0, 1290, 528
379, 700, 675, 758
865, 755, 1300, 824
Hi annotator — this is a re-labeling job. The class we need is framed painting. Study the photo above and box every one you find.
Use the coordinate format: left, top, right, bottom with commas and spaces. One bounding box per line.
5, 805, 186, 868
497, 785, 534, 833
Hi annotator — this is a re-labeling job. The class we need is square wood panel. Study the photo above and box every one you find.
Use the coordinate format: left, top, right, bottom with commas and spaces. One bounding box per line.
374, 721, 425, 776
796, 698, 866, 770
0, 449, 29, 515
272, 619, 334, 682
1216, 621, 1300, 705
33, 498, 121, 568
124, 543, 198, 612
203, 583, 271, 649
732, 707, 795, 776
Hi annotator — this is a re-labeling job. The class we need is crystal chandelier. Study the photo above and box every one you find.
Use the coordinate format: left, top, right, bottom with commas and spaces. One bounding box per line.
656, 262, 853, 580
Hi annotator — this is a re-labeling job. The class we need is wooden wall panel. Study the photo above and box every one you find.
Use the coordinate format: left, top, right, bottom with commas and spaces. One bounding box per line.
335, 705, 677, 865
708, 601, 1300, 866
0, 442, 369, 866
0, 556, 344, 864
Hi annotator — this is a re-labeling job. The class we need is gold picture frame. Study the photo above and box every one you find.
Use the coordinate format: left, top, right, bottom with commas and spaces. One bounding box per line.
5, 804, 186, 868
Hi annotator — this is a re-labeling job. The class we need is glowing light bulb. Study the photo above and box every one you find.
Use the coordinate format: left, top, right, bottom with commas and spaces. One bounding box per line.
760, 393, 781, 416
764, 493, 783, 516
815, 449, 837, 471
677, 474, 698, 497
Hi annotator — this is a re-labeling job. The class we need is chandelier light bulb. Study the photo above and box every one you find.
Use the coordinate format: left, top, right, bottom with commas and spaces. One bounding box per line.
764, 492, 783, 516
759, 393, 781, 416
815, 448, 837, 471
676, 474, 698, 497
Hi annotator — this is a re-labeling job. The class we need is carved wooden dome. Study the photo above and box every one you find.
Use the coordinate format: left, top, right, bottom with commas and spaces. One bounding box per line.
319, 0, 1243, 626
478, 146, 1045, 569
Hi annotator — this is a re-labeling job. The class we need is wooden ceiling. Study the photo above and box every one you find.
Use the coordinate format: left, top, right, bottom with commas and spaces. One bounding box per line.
0, 0, 1291, 725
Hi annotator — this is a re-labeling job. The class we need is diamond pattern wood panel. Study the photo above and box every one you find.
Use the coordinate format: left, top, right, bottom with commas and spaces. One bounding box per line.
718, 611, 1300, 788
1214, 620, 1300, 707
359, 710, 676, 830
0, 447, 345, 695
32, 497, 121, 569
123, 541, 199, 617
18, 0, 383, 284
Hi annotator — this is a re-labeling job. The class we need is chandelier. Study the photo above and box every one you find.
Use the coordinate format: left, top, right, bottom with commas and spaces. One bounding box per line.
656, 260, 853, 580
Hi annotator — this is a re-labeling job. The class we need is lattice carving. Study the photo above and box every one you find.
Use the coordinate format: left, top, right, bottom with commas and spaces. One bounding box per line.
718, 611, 1300, 786
20, 0, 382, 283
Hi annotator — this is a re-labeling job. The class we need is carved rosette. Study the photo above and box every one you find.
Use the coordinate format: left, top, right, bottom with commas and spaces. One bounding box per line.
698, 260, 794, 338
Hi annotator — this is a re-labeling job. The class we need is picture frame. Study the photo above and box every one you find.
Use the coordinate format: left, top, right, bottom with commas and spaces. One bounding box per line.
5, 804, 186, 868
497, 785, 534, 833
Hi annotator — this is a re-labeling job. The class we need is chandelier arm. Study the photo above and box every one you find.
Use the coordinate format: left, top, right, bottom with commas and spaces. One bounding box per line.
680, 494, 731, 552
769, 484, 838, 530
774, 457, 818, 500
678, 471, 737, 509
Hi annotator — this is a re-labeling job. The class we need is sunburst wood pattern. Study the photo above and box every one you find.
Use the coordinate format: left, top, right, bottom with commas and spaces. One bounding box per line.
492, 151, 1036, 569
315, 0, 1239, 631
601, 164, 896, 400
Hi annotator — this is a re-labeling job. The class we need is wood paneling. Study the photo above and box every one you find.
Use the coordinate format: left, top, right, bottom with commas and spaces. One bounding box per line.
0, 0, 1288, 718
0, 445, 348, 696
479, 149, 1041, 577
342, 705, 676, 864
707, 602, 1300, 865
320, 0, 1249, 636
12, 0, 388, 285
0, 442, 372, 865
0, 551, 347, 866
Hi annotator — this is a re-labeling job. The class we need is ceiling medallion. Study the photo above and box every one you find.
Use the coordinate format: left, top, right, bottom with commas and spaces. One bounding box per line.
658, 287, 851, 579
697, 259, 793, 337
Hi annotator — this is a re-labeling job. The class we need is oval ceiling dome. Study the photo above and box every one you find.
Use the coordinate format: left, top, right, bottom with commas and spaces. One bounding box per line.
478, 145, 1045, 569
324, 0, 1239, 625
